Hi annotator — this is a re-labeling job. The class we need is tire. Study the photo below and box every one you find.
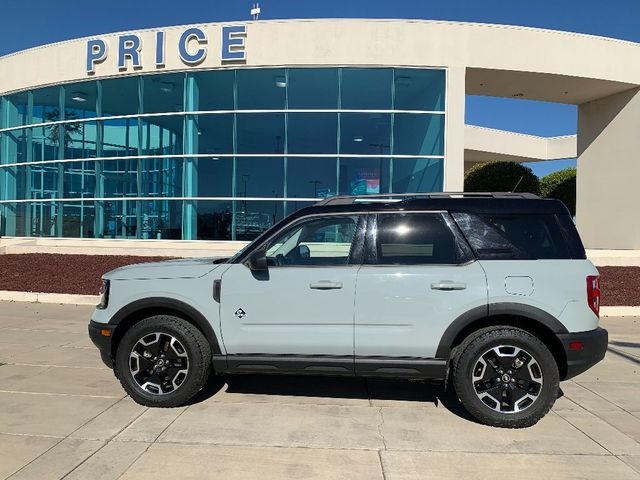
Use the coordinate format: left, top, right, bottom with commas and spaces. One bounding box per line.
452, 326, 559, 428
115, 315, 212, 407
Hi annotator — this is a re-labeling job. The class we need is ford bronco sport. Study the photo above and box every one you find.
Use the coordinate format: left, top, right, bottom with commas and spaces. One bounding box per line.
89, 193, 608, 428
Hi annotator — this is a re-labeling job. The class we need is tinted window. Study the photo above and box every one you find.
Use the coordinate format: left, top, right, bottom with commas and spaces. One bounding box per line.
376, 213, 459, 265
452, 212, 571, 260
265, 216, 359, 266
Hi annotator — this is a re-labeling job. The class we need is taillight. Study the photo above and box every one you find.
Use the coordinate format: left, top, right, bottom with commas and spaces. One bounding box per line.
586, 275, 600, 318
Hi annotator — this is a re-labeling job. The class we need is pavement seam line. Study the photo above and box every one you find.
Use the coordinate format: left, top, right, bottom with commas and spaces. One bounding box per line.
5, 362, 109, 370
575, 380, 640, 419
0, 389, 122, 399
113, 442, 154, 480
152, 406, 190, 443
552, 410, 615, 456
6, 394, 121, 480
561, 385, 640, 446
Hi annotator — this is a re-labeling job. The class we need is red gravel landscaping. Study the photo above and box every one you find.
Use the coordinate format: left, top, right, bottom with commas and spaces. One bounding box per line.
0, 254, 176, 296
0, 254, 639, 305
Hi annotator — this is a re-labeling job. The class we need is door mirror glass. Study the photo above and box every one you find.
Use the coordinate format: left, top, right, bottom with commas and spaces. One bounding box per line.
247, 248, 268, 271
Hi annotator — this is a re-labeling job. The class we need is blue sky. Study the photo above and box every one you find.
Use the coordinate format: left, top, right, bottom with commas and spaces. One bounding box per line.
2, 0, 636, 177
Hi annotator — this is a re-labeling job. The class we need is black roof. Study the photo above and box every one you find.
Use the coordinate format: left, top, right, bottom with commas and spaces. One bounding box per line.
291, 193, 570, 219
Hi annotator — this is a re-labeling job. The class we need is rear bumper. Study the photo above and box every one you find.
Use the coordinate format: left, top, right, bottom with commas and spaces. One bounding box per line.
88, 321, 116, 368
558, 327, 608, 380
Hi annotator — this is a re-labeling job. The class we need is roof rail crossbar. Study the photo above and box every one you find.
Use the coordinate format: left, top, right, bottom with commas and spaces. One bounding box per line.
314, 192, 539, 206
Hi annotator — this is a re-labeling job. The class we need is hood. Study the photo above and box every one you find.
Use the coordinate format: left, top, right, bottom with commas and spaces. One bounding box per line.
103, 257, 225, 281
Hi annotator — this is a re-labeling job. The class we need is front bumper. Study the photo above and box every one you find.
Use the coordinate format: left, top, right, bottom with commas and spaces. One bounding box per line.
558, 327, 608, 380
88, 320, 116, 368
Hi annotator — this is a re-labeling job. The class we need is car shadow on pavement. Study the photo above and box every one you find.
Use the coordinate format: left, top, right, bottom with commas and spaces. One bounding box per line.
187, 373, 480, 423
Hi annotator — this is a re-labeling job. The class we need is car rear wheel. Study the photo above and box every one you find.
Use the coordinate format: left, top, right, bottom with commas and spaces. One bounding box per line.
115, 315, 211, 407
452, 327, 559, 428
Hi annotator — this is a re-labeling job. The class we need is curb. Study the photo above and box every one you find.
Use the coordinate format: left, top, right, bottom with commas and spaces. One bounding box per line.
600, 306, 640, 317
0, 290, 99, 306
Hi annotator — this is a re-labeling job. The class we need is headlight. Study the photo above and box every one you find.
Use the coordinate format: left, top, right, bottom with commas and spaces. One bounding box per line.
97, 279, 110, 309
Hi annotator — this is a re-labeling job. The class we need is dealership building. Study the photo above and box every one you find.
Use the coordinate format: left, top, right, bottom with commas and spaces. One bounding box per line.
1, 19, 639, 249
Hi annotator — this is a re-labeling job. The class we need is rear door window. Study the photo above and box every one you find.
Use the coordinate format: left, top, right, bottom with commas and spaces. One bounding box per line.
452, 212, 571, 259
375, 212, 465, 265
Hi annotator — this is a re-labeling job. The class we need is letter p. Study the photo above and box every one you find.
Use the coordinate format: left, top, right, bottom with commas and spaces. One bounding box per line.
86, 39, 108, 74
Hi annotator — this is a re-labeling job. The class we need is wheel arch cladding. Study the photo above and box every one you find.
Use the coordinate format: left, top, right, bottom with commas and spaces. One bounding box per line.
108, 297, 222, 359
437, 303, 569, 379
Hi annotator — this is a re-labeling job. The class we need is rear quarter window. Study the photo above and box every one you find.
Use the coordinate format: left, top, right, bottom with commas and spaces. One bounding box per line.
452, 212, 578, 260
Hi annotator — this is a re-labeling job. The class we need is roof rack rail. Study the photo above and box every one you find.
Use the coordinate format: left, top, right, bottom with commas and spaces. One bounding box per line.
314, 192, 539, 206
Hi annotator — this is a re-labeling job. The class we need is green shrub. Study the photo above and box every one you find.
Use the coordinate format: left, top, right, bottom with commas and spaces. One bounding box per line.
540, 167, 576, 215
464, 161, 541, 195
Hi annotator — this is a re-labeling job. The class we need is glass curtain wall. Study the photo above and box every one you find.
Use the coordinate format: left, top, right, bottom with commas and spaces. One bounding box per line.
0, 67, 446, 241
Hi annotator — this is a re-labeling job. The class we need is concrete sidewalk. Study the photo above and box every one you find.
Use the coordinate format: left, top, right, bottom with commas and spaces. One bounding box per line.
0, 302, 639, 479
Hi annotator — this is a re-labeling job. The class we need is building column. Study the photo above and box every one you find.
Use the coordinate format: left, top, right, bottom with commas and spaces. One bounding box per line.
577, 87, 640, 249
444, 65, 466, 192
182, 74, 199, 240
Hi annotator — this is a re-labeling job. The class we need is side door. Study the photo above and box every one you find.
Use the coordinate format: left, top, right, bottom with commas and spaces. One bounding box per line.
354, 211, 487, 372
220, 214, 366, 371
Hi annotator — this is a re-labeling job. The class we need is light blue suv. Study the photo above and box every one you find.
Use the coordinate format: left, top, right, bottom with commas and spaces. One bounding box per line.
89, 193, 607, 428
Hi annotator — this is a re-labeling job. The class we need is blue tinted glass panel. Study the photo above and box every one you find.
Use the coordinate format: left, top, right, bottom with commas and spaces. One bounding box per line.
394, 69, 445, 111
287, 157, 337, 199
236, 69, 286, 110
65, 80, 99, 118
195, 70, 235, 111
64, 120, 98, 160
33, 125, 62, 161
143, 73, 185, 114
31, 86, 61, 125
236, 157, 284, 197
393, 113, 444, 156
198, 157, 233, 197
140, 118, 183, 156
341, 69, 393, 110
287, 113, 338, 154
197, 201, 233, 240
392, 158, 443, 193
287, 69, 339, 109
101, 118, 141, 157
5, 92, 29, 127
236, 114, 285, 154
3, 129, 28, 164
234, 200, 284, 240
101, 77, 140, 116
196, 114, 233, 155
340, 113, 391, 155
102, 199, 182, 239
339, 157, 390, 195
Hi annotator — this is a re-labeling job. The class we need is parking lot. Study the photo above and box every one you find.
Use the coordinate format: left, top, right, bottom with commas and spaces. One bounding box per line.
0, 301, 639, 479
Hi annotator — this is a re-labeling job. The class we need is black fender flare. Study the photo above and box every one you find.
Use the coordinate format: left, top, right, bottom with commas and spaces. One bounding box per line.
109, 297, 222, 355
435, 302, 569, 359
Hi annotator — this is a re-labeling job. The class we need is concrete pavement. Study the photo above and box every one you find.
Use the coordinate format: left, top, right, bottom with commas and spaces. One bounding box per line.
0, 302, 639, 479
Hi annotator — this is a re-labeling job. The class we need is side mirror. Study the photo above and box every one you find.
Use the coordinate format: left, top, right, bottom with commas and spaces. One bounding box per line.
247, 248, 268, 271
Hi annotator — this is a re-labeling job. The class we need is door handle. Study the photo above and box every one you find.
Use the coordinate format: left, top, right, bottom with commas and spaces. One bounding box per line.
309, 281, 343, 290
431, 281, 467, 291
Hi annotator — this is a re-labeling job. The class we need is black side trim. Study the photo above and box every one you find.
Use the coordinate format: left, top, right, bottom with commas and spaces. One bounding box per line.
109, 297, 222, 355
224, 354, 354, 375
213, 280, 221, 303
355, 356, 447, 379
557, 327, 608, 380
435, 303, 568, 358
220, 354, 447, 379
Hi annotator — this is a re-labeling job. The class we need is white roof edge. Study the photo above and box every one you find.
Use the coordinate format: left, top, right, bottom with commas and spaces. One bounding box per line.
1, 18, 639, 61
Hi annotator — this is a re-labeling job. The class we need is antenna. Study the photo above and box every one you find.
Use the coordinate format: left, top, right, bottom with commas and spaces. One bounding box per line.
511, 175, 524, 193
250, 3, 261, 20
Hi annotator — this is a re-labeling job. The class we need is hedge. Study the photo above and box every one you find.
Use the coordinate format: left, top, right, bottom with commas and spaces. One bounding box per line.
464, 161, 541, 195
540, 167, 576, 215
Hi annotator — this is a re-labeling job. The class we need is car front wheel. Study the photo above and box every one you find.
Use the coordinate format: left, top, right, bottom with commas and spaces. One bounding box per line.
115, 315, 211, 407
452, 327, 559, 428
